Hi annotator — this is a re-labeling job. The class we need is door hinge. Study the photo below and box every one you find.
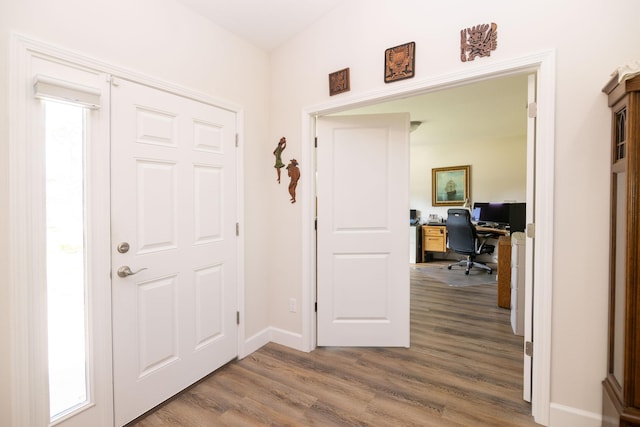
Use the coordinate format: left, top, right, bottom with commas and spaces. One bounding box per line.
314, 302, 317, 312
528, 102, 537, 119
236, 311, 240, 325
235, 133, 239, 147
526, 223, 535, 239
315, 137, 318, 148
525, 341, 533, 357
315, 218, 317, 230
236, 223, 240, 236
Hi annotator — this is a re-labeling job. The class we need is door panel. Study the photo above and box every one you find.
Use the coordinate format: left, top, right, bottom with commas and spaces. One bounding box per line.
111, 79, 237, 426
317, 113, 410, 347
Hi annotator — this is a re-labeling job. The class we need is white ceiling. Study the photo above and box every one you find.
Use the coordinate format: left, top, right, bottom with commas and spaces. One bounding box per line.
175, 0, 348, 51
339, 74, 529, 146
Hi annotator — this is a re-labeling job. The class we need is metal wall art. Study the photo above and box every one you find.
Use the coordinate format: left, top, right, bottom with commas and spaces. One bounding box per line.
329, 68, 350, 96
384, 41, 415, 83
273, 136, 287, 183
286, 159, 300, 203
460, 23, 498, 62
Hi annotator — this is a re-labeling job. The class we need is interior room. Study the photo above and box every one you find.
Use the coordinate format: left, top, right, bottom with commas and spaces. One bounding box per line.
340, 73, 528, 267
2, 0, 640, 426
343, 73, 528, 224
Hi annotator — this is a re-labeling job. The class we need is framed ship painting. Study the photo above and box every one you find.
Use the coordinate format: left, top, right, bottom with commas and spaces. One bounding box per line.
432, 165, 470, 206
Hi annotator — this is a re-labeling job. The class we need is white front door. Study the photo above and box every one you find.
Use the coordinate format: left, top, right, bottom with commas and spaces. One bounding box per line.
316, 113, 410, 347
110, 79, 238, 426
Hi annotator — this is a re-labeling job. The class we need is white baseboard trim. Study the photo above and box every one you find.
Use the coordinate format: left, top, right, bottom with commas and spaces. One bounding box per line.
241, 327, 306, 359
240, 327, 271, 359
549, 402, 601, 427
270, 327, 306, 352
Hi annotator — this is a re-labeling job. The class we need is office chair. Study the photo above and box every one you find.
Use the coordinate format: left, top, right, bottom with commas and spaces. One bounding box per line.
446, 208, 495, 275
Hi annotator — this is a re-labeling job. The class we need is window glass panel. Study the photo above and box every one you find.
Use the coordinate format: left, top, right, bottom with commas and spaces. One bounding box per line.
45, 100, 89, 420
615, 107, 626, 162
613, 170, 626, 387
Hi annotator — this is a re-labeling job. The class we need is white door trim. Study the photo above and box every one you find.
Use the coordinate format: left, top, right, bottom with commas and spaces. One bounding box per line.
9, 34, 246, 426
301, 49, 556, 426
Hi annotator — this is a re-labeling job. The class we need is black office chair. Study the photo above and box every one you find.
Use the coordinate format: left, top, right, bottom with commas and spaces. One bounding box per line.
446, 208, 495, 275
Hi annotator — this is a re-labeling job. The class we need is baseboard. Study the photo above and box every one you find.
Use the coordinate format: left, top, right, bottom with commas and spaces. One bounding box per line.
270, 327, 305, 352
240, 327, 270, 359
549, 402, 601, 427
241, 327, 306, 359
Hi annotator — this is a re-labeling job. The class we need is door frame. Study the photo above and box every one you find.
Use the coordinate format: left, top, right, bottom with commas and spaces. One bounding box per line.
8, 34, 246, 426
300, 49, 556, 426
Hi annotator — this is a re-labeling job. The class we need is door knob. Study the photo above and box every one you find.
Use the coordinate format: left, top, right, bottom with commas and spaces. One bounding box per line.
117, 242, 130, 253
117, 266, 148, 278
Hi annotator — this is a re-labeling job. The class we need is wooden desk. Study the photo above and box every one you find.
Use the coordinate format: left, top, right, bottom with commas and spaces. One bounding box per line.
497, 236, 512, 309
476, 226, 510, 236
475, 227, 511, 308
422, 224, 447, 262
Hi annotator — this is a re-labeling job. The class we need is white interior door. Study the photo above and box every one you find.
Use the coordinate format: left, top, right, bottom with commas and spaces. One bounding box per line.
111, 78, 238, 426
523, 73, 537, 402
317, 113, 410, 347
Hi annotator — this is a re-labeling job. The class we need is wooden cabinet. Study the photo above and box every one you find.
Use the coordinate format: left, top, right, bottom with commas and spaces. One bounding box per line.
423, 225, 447, 261
602, 72, 640, 427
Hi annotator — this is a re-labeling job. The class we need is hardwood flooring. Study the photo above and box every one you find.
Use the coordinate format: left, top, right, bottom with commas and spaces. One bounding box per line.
129, 263, 538, 426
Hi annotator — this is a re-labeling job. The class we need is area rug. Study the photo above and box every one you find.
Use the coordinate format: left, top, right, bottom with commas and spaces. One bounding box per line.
414, 264, 497, 287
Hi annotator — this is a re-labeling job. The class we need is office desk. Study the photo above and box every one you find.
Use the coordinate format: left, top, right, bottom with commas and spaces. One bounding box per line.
476, 226, 511, 308
422, 224, 447, 262
476, 225, 510, 236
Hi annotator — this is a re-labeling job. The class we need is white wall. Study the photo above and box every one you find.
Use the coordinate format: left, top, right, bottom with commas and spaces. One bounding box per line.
0, 0, 271, 423
267, 0, 640, 425
2, 0, 638, 424
410, 134, 527, 222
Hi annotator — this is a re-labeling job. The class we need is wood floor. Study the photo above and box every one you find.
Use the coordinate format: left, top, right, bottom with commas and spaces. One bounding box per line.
129, 263, 538, 426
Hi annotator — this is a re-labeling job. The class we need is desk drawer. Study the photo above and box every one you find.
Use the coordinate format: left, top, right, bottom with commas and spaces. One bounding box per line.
424, 227, 445, 237
424, 236, 446, 252
423, 225, 447, 254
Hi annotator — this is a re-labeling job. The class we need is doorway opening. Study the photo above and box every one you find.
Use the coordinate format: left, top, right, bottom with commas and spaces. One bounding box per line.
304, 51, 555, 425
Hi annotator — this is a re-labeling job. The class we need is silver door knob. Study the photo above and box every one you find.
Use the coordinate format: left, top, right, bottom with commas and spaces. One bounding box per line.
117, 242, 130, 253
117, 266, 148, 278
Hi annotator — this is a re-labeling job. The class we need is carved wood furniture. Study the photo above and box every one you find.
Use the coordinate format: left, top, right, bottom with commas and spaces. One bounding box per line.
602, 72, 640, 427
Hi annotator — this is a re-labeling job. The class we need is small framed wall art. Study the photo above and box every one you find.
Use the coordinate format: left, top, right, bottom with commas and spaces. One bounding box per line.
384, 41, 415, 83
329, 67, 350, 96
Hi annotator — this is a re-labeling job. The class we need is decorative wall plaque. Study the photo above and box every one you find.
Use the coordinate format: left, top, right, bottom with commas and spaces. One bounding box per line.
460, 23, 498, 62
329, 68, 350, 96
384, 42, 415, 83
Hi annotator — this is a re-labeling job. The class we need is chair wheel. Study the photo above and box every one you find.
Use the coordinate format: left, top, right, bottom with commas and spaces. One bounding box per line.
488, 269, 493, 274
465, 270, 470, 275
447, 266, 452, 270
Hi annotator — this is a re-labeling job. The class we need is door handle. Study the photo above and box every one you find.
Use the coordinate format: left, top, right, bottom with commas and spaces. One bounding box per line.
117, 266, 148, 278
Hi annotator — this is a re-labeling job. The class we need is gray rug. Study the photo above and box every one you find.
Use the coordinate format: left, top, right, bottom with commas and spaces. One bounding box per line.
414, 264, 497, 287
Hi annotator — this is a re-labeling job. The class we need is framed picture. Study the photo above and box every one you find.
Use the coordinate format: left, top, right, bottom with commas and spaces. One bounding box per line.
384, 41, 415, 83
329, 67, 350, 96
432, 165, 470, 206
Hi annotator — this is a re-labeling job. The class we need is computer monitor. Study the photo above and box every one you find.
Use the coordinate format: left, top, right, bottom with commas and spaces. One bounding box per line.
508, 203, 526, 232
472, 202, 526, 231
471, 207, 482, 222
473, 202, 510, 225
